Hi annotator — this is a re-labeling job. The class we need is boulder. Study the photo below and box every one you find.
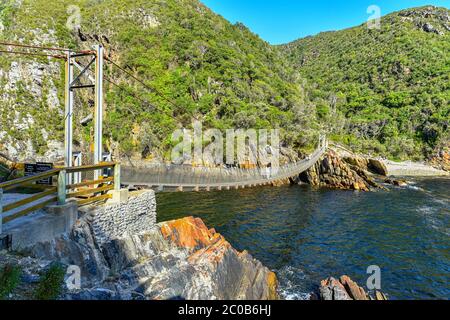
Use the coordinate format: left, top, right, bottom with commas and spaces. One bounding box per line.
384, 178, 408, 187
319, 277, 352, 300
368, 159, 388, 176
319, 275, 387, 300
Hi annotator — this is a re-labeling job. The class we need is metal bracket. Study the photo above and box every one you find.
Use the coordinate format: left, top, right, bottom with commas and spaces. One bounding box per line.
70, 57, 95, 88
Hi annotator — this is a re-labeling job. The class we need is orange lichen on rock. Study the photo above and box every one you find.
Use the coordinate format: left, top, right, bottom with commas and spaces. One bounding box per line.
160, 216, 216, 250
266, 271, 278, 300
159, 216, 279, 300
339, 275, 368, 300
188, 234, 232, 265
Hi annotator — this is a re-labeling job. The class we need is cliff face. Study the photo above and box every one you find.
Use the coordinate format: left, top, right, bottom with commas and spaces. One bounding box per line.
10, 216, 277, 300
296, 149, 385, 191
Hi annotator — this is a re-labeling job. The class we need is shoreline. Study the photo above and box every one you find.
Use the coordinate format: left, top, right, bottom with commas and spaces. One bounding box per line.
382, 160, 449, 177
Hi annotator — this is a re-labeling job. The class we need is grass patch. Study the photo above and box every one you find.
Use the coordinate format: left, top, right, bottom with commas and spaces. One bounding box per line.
0, 264, 22, 300
33, 264, 65, 300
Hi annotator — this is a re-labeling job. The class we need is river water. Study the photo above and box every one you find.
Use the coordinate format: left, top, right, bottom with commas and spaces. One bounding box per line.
156, 178, 449, 300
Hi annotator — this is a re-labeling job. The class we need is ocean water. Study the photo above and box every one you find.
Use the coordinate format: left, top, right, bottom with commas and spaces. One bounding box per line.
156, 178, 450, 300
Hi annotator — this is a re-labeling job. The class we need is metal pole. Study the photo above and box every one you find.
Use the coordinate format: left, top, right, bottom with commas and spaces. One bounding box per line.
64, 52, 74, 170
94, 44, 104, 180
73, 152, 82, 184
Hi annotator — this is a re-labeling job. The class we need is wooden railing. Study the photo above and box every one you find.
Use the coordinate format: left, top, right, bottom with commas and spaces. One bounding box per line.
0, 162, 120, 225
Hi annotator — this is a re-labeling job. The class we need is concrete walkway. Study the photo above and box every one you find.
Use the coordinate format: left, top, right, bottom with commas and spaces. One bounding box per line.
383, 160, 449, 177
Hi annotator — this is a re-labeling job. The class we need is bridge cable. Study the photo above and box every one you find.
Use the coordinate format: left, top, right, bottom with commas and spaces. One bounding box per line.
0, 49, 65, 59
0, 41, 83, 53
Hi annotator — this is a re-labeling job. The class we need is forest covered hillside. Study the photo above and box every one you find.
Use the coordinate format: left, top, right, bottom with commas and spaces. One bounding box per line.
0, 0, 317, 163
282, 6, 449, 160
0, 1, 448, 163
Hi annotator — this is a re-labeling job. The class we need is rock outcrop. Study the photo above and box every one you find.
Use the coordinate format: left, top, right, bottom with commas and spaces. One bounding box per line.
384, 178, 408, 187
297, 150, 382, 191
3, 216, 277, 300
429, 148, 450, 172
319, 275, 387, 301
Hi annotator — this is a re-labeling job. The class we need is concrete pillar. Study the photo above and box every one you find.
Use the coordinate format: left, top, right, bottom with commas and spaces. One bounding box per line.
58, 170, 67, 205
45, 201, 78, 233
114, 163, 121, 191
109, 189, 129, 204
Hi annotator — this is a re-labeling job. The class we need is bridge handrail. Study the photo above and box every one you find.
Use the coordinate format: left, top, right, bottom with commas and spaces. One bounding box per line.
0, 162, 120, 226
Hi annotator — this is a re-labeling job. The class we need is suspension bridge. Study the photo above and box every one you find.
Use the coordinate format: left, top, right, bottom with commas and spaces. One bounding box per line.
0, 41, 328, 191
0, 41, 328, 234
0, 40, 329, 253
122, 137, 327, 192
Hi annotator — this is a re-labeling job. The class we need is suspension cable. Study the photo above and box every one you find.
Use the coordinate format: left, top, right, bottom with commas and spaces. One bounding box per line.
0, 41, 79, 53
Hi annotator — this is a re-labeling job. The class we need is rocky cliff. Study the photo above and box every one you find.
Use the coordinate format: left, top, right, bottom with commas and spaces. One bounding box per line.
0, 215, 277, 300
296, 149, 385, 191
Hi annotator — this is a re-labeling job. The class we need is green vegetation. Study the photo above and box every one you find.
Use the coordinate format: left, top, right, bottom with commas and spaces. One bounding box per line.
282, 6, 450, 160
33, 264, 65, 300
0, 2, 448, 161
0, 0, 318, 162
0, 264, 22, 300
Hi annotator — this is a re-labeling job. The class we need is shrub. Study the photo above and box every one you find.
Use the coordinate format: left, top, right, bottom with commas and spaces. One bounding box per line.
33, 264, 65, 300
0, 264, 22, 300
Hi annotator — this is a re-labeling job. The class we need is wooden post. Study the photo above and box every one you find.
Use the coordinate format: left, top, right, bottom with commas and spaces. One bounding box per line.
114, 163, 121, 191
57, 170, 66, 205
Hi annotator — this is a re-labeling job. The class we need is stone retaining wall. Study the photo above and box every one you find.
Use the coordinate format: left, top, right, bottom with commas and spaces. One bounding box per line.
88, 190, 156, 244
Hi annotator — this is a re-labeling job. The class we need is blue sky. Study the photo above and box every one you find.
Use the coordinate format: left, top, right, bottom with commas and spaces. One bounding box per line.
201, 0, 450, 44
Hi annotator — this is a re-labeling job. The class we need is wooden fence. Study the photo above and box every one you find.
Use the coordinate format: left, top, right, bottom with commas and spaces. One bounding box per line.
0, 162, 120, 225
